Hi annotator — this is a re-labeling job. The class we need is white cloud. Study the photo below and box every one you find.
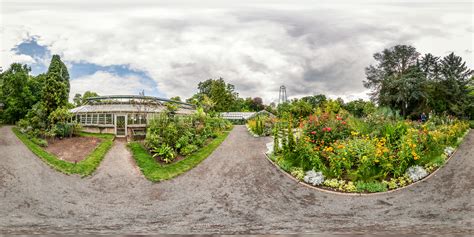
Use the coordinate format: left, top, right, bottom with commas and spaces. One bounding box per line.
69, 71, 154, 100
1, 0, 472, 103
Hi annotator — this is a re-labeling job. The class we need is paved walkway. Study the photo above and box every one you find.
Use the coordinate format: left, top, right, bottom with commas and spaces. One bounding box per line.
0, 125, 472, 235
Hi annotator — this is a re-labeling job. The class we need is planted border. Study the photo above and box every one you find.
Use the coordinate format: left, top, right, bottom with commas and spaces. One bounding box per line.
265, 129, 470, 195
128, 131, 230, 182
12, 127, 114, 177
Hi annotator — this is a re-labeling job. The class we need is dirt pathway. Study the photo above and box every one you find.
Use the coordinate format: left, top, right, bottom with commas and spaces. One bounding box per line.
0, 125, 472, 235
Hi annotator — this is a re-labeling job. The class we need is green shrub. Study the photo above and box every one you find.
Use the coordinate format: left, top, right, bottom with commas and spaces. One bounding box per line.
129, 131, 230, 182
31, 136, 48, 147
290, 167, 305, 181
145, 112, 231, 161
355, 181, 388, 193
181, 144, 199, 156
152, 144, 176, 164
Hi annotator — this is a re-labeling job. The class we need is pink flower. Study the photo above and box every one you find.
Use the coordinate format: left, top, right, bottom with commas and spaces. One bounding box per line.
341, 121, 347, 125
325, 127, 332, 132
311, 131, 316, 135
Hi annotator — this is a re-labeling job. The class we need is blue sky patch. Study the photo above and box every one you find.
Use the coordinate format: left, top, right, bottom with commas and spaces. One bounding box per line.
12, 37, 163, 97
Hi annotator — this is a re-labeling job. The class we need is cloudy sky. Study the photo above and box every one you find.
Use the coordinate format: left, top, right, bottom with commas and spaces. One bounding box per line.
1, 0, 472, 103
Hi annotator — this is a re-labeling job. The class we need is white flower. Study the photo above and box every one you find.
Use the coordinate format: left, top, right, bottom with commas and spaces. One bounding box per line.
303, 170, 325, 186
406, 165, 428, 182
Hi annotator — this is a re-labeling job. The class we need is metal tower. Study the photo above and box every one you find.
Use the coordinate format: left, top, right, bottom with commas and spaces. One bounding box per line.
278, 85, 288, 104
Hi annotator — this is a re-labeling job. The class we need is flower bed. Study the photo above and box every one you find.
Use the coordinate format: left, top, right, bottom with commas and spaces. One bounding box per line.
143, 112, 231, 164
270, 111, 470, 193
246, 115, 275, 137
13, 127, 114, 177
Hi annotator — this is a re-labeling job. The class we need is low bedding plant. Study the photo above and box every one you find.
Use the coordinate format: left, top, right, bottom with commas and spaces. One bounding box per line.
270, 108, 470, 193
128, 110, 232, 182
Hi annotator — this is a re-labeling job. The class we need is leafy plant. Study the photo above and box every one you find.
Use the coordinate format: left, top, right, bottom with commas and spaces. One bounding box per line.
152, 144, 176, 164
355, 181, 388, 193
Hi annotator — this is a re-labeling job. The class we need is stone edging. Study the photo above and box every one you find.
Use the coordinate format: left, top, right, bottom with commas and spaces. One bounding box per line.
262, 131, 468, 196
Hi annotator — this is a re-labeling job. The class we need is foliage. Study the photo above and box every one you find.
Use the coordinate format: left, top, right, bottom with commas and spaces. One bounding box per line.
290, 167, 305, 181
73, 91, 99, 106
0, 63, 36, 124
247, 115, 275, 136
187, 78, 239, 113
343, 99, 376, 117
13, 127, 114, 177
303, 170, 324, 185
152, 144, 176, 163
128, 131, 230, 182
145, 112, 231, 161
355, 181, 388, 193
42, 55, 70, 119
405, 165, 428, 182
30, 136, 48, 147
364, 45, 472, 119
273, 106, 469, 192
49, 106, 73, 125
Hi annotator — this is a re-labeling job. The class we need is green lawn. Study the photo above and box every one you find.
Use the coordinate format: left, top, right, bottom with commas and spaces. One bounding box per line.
128, 131, 230, 182
12, 127, 114, 177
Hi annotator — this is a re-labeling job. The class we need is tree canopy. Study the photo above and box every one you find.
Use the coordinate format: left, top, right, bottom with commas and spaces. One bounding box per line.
364, 45, 472, 119
0, 64, 36, 123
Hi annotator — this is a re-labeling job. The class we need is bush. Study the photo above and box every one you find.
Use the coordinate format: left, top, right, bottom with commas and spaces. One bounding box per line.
152, 144, 176, 164
355, 181, 388, 193
145, 112, 231, 162
181, 144, 199, 156
31, 136, 48, 147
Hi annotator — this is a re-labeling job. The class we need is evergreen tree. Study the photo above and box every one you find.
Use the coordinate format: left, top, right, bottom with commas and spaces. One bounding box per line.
42, 55, 70, 120
47, 55, 70, 94
436, 53, 472, 117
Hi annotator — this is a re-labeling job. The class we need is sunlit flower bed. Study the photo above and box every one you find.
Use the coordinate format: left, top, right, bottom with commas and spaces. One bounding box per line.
270, 110, 470, 193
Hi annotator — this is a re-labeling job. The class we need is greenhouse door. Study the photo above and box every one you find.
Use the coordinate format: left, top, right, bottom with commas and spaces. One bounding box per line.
115, 115, 127, 137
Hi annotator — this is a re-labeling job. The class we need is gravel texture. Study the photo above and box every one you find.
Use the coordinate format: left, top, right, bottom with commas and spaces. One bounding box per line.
0, 125, 473, 235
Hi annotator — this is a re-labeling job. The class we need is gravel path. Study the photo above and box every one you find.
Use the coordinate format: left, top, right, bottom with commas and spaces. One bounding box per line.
0, 125, 472, 235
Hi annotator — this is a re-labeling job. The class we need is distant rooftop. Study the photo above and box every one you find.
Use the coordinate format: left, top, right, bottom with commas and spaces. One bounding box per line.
70, 95, 195, 114
85, 95, 193, 107
220, 110, 274, 120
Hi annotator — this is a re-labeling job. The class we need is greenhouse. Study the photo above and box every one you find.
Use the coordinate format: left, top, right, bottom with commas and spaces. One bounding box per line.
220, 110, 275, 122
70, 95, 195, 137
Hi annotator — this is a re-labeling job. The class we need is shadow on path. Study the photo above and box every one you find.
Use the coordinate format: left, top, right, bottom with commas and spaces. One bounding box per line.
0, 125, 472, 235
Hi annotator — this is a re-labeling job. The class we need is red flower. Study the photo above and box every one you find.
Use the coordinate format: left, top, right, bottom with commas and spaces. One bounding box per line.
310, 131, 316, 135
341, 121, 347, 125
325, 127, 332, 132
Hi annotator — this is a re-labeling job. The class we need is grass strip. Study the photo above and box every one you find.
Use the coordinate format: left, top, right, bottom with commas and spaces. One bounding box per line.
12, 127, 114, 177
128, 131, 230, 182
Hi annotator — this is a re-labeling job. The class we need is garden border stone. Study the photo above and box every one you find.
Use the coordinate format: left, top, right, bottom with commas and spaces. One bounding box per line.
262, 129, 469, 196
